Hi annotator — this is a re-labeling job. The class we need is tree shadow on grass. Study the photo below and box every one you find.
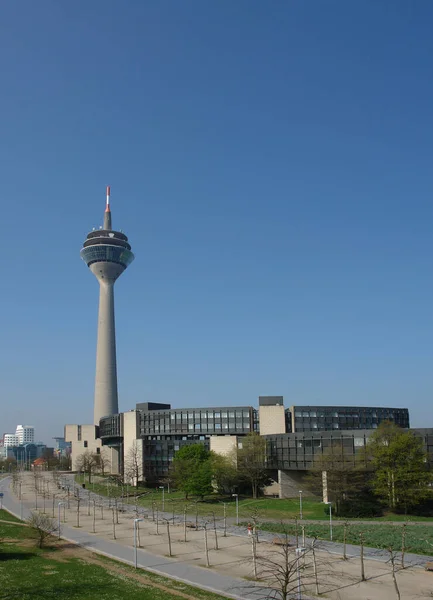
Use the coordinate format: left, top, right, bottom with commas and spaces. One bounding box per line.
0, 552, 35, 561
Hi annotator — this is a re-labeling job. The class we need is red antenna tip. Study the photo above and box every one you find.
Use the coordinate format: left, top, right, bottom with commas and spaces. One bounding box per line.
105, 186, 111, 212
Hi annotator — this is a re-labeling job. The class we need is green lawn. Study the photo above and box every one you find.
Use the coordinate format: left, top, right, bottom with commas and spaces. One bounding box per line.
76, 475, 324, 520
252, 521, 433, 556
0, 510, 21, 523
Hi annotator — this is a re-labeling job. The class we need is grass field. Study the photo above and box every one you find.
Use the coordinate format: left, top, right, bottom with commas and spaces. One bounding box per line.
0, 509, 227, 600
75, 475, 325, 520
252, 521, 433, 556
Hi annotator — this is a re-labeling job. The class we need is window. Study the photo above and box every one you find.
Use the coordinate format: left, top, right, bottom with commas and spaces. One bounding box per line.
214, 412, 221, 418
221, 412, 228, 418
77, 425, 82, 441
354, 438, 364, 447
215, 423, 221, 429
83, 441, 88, 448
171, 414, 175, 420
195, 424, 201, 430
96, 447, 100, 454
229, 412, 235, 418
188, 424, 194, 430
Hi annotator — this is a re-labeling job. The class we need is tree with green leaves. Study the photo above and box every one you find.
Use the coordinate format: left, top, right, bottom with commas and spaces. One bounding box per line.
367, 421, 431, 513
306, 440, 376, 517
236, 433, 271, 499
211, 451, 238, 494
172, 444, 213, 499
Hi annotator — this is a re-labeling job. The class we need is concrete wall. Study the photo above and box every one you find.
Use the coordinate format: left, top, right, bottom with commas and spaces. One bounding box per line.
64, 424, 101, 471
259, 405, 286, 435
278, 469, 313, 499
210, 435, 238, 457
122, 411, 143, 485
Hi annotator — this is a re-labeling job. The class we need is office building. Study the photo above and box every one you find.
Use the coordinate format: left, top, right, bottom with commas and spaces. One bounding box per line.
66, 396, 412, 493
4, 434, 19, 447
15, 425, 35, 444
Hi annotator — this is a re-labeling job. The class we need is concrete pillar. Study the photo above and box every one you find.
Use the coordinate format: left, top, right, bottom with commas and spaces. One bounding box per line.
322, 470, 328, 503
110, 446, 120, 475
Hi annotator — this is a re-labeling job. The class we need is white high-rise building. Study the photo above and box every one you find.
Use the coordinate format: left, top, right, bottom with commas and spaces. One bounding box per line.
15, 425, 34, 444
4, 434, 19, 447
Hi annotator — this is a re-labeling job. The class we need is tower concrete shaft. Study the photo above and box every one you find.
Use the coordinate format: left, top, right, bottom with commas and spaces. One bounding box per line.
80, 187, 134, 425
94, 281, 118, 424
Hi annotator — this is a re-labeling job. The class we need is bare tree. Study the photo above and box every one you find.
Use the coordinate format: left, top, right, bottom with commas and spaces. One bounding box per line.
76, 497, 81, 528
253, 531, 317, 600
124, 440, 143, 487
388, 548, 401, 600
163, 518, 173, 557
75, 451, 98, 483
343, 520, 349, 560
212, 512, 219, 550
311, 537, 320, 596
95, 448, 111, 477
401, 523, 407, 568
360, 531, 366, 581
203, 521, 210, 567
27, 511, 58, 548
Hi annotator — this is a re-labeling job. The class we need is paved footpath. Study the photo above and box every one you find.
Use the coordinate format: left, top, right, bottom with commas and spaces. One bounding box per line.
0, 476, 269, 600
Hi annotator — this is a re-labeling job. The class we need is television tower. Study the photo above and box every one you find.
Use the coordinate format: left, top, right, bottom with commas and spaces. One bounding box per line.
80, 187, 134, 424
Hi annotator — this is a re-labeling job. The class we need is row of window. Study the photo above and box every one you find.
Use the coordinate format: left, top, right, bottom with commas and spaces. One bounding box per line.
168, 410, 251, 420
143, 421, 250, 431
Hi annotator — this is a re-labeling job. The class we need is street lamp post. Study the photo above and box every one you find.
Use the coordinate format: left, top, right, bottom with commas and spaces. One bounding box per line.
58, 502, 65, 539
326, 502, 333, 541
232, 493, 239, 526
134, 518, 144, 568
299, 490, 303, 520
159, 486, 165, 512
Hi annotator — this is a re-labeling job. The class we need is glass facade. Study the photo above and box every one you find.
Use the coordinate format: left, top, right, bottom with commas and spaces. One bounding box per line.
265, 431, 369, 470
138, 406, 253, 437
288, 406, 409, 433
80, 245, 134, 268
99, 414, 122, 439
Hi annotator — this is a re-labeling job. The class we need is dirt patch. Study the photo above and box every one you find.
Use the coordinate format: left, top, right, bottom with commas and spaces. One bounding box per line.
2, 538, 35, 547
0, 519, 29, 527
48, 542, 204, 600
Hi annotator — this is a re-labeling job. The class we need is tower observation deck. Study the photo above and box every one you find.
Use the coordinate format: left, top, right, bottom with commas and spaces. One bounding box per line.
80, 187, 134, 424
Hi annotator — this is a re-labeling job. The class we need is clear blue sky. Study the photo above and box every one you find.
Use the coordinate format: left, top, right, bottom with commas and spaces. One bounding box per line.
1, 1, 432, 444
